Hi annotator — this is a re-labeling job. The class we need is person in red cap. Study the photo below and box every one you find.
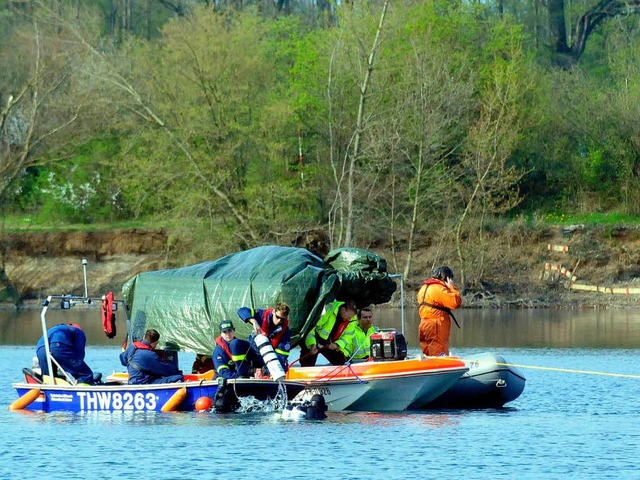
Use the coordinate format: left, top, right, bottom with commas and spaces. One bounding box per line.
35, 323, 100, 384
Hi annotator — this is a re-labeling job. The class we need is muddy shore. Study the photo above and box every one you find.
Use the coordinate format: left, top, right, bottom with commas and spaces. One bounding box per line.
2, 225, 640, 309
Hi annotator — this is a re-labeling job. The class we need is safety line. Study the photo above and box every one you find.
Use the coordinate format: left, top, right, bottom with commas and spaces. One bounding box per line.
432, 355, 640, 379
496, 362, 640, 379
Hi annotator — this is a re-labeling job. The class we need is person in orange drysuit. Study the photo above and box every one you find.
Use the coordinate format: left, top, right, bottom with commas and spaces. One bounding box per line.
417, 266, 462, 356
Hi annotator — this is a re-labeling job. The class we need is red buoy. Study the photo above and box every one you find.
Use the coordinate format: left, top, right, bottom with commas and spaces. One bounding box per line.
195, 396, 213, 412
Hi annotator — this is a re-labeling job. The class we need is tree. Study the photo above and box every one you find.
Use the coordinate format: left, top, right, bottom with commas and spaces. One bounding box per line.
313, 1, 390, 248
454, 28, 533, 285
548, 0, 640, 65
49, 6, 285, 247
0, 7, 98, 205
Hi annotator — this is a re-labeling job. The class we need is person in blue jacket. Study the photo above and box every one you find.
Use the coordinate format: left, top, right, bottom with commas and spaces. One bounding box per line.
237, 302, 291, 372
212, 320, 259, 379
119, 329, 184, 385
36, 323, 99, 384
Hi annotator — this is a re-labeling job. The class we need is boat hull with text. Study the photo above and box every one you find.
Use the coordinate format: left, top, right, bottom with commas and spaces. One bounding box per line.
13, 369, 306, 413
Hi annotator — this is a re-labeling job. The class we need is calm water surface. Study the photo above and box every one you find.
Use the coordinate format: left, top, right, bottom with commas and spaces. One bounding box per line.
0, 307, 639, 479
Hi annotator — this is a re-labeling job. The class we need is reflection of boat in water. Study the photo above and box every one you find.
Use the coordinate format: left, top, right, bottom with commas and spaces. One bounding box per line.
287, 356, 469, 412
415, 353, 526, 409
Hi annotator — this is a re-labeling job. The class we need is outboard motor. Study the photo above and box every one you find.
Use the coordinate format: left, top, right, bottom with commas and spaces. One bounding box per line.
213, 378, 240, 413
254, 334, 286, 382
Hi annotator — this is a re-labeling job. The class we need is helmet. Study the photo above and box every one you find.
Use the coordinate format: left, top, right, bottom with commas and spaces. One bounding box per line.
432, 266, 454, 281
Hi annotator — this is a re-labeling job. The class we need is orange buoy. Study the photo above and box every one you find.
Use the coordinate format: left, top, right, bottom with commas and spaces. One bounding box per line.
9, 388, 41, 411
195, 396, 213, 412
161, 387, 187, 412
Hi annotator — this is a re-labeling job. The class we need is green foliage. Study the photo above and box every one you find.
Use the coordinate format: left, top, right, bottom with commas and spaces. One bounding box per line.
5, 0, 640, 270
6, 136, 126, 224
543, 211, 640, 226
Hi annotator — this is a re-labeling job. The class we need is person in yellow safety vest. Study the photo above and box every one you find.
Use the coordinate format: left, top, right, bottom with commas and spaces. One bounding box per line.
299, 300, 357, 366
335, 307, 377, 362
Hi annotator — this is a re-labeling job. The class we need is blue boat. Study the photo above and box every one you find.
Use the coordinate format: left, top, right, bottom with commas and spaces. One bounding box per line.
12, 374, 303, 413
9, 292, 305, 413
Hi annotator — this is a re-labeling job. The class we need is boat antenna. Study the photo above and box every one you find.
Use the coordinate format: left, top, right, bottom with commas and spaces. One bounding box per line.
389, 274, 405, 335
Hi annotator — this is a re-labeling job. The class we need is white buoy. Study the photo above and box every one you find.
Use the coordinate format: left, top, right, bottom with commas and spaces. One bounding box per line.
254, 334, 286, 382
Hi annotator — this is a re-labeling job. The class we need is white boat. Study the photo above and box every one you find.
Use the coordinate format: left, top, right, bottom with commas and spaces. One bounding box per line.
287, 356, 468, 411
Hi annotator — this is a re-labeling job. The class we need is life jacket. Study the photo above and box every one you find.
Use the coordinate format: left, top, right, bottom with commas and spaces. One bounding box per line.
133, 340, 155, 351
101, 292, 117, 339
126, 341, 160, 375
418, 279, 461, 329
127, 340, 161, 360
215, 337, 234, 363
261, 308, 289, 349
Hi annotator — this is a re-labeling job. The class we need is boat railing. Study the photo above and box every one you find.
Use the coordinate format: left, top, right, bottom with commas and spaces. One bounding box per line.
40, 288, 128, 386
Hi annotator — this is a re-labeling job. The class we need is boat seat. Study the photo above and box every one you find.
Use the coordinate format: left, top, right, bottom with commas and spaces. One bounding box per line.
41, 375, 72, 386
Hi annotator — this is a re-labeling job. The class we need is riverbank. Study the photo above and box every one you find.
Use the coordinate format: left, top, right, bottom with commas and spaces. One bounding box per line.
2, 224, 640, 309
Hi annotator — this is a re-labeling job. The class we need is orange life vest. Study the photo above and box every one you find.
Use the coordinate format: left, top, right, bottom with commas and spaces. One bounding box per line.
215, 337, 233, 360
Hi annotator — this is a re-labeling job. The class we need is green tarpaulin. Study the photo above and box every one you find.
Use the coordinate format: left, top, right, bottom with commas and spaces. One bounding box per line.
122, 245, 396, 354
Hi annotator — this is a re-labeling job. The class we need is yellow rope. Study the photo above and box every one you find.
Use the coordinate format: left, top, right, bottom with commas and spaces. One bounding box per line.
430, 355, 640, 379
496, 362, 640, 379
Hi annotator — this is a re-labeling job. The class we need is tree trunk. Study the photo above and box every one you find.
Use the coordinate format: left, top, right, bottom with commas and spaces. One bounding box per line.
404, 143, 423, 280
548, 0, 570, 54
549, 0, 640, 65
344, 0, 389, 246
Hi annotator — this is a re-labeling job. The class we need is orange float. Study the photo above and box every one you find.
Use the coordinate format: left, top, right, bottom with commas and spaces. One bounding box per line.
161, 387, 187, 412
8, 388, 41, 411
195, 396, 213, 412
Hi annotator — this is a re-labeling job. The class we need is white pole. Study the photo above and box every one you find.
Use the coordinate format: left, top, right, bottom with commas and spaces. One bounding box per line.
400, 275, 405, 335
82, 258, 88, 298
389, 274, 405, 335
40, 297, 55, 385
49, 355, 77, 386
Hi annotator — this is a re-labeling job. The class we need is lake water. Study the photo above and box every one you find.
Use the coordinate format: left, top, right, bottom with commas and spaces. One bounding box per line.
1, 306, 639, 479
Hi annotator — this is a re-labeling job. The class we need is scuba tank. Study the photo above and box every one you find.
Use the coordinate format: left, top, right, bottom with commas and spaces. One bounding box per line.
254, 334, 286, 382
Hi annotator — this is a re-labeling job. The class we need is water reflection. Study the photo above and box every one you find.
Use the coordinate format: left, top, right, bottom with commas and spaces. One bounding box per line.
375, 307, 640, 349
0, 306, 126, 346
2, 306, 640, 348
341, 410, 460, 429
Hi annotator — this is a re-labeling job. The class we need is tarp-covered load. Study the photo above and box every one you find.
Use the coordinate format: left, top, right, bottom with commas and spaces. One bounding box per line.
122, 245, 396, 354
325, 247, 397, 307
